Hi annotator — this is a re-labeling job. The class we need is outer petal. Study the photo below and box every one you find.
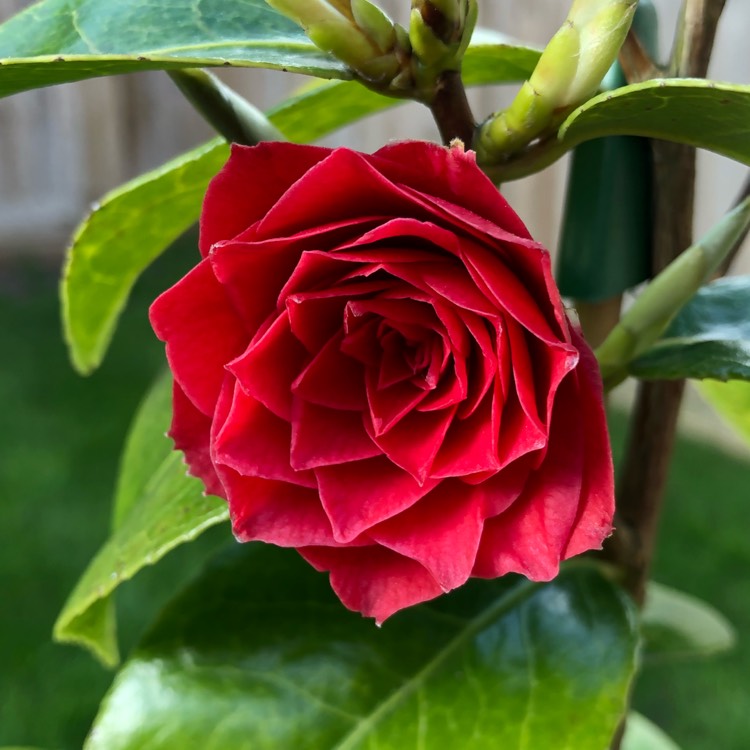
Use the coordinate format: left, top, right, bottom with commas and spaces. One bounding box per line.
472, 373, 585, 582
169, 380, 224, 497
315, 456, 440, 543
299, 545, 445, 624
563, 330, 615, 557
371, 142, 532, 240
368, 481, 485, 592
199, 142, 330, 254
150, 259, 247, 415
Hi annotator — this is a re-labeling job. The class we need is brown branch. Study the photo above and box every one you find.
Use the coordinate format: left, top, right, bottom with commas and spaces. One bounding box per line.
602, 0, 729, 612
428, 70, 476, 147
618, 28, 662, 83
671, 0, 727, 77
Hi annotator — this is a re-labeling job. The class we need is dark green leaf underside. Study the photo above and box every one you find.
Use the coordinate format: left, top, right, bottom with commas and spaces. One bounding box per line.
87, 549, 637, 749
630, 276, 750, 381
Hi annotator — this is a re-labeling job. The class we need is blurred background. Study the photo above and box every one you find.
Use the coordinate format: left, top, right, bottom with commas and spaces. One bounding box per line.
0, 1, 748, 748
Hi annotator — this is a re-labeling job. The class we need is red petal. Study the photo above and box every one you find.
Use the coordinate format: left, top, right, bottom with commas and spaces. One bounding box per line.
371, 142, 532, 240
228, 311, 308, 421
292, 333, 367, 410
431, 385, 502, 478
150, 259, 247, 415
563, 330, 615, 557
209, 236, 308, 333
286, 280, 389, 353
472, 373, 585, 581
462, 240, 561, 344
368, 481, 485, 591
315, 456, 440, 543
255, 149, 433, 240
299, 545, 444, 623
169, 380, 224, 498
291, 399, 380, 470
221, 471, 350, 548
366, 368, 430, 435
366, 406, 457, 483
212, 386, 316, 488
199, 142, 330, 255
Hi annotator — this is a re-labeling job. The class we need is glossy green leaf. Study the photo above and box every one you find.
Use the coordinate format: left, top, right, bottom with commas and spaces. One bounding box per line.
62, 138, 229, 374
698, 378, 750, 449
629, 277, 750, 381
490, 79, 750, 181
0, 0, 348, 99
622, 713, 681, 750
560, 79, 750, 165
86, 548, 637, 749
53, 373, 229, 666
62, 39, 540, 375
640, 582, 736, 663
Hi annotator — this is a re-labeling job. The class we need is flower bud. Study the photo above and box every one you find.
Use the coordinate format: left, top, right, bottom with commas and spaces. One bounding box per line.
479, 0, 636, 162
409, 0, 477, 74
268, 0, 401, 84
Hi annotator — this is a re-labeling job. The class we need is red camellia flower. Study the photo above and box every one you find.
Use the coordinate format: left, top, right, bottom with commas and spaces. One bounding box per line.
150, 140, 614, 623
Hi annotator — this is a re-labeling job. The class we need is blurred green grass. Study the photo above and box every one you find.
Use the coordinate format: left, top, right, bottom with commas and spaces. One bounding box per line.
0, 239, 748, 749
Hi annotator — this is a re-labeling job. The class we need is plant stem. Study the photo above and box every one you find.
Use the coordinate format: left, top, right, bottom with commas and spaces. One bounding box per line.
603, 0, 727, 611
429, 69, 476, 146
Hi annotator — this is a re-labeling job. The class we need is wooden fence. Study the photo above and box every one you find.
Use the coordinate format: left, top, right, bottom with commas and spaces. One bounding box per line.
0, 0, 747, 272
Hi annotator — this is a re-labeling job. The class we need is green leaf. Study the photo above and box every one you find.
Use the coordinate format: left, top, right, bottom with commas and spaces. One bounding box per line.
62, 139, 229, 374
53, 373, 229, 666
0, 0, 348, 99
622, 713, 681, 750
62, 39, 540, 374
560, 79, 750, 166
640, 582, 736, 663
490, 79, 750, 181
86, 549, 637, 749
698, 378, 750, 448
629, 276, 750, 382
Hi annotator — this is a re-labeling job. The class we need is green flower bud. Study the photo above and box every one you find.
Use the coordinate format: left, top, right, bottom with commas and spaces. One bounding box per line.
352, 0, 396, 53
408, 0, 477, 94
409, 7, 450, 66
479, 0, 636, 163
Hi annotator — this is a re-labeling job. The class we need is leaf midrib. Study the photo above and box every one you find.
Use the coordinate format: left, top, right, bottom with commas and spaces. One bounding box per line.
330, 578, 540, 750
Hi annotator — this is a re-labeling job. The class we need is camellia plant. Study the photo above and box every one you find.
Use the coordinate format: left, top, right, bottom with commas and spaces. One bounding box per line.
1, 0, 749, 748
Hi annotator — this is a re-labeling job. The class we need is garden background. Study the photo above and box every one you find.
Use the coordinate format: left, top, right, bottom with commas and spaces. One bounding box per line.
0, 0, 748, 747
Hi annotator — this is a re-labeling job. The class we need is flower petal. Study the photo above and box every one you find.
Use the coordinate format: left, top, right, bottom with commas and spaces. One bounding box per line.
291, 398, 380, 470
563, 331, 615, 557
472, 372, 585, 581
228, 311, 308, 421
213, 385, 316, 488
315, 456, 440, 543
299, 545, 444, 624
150, 259, 247, 415
169, 379, 224, 497
199, 142, 330, 254
369, 481, 485, 592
